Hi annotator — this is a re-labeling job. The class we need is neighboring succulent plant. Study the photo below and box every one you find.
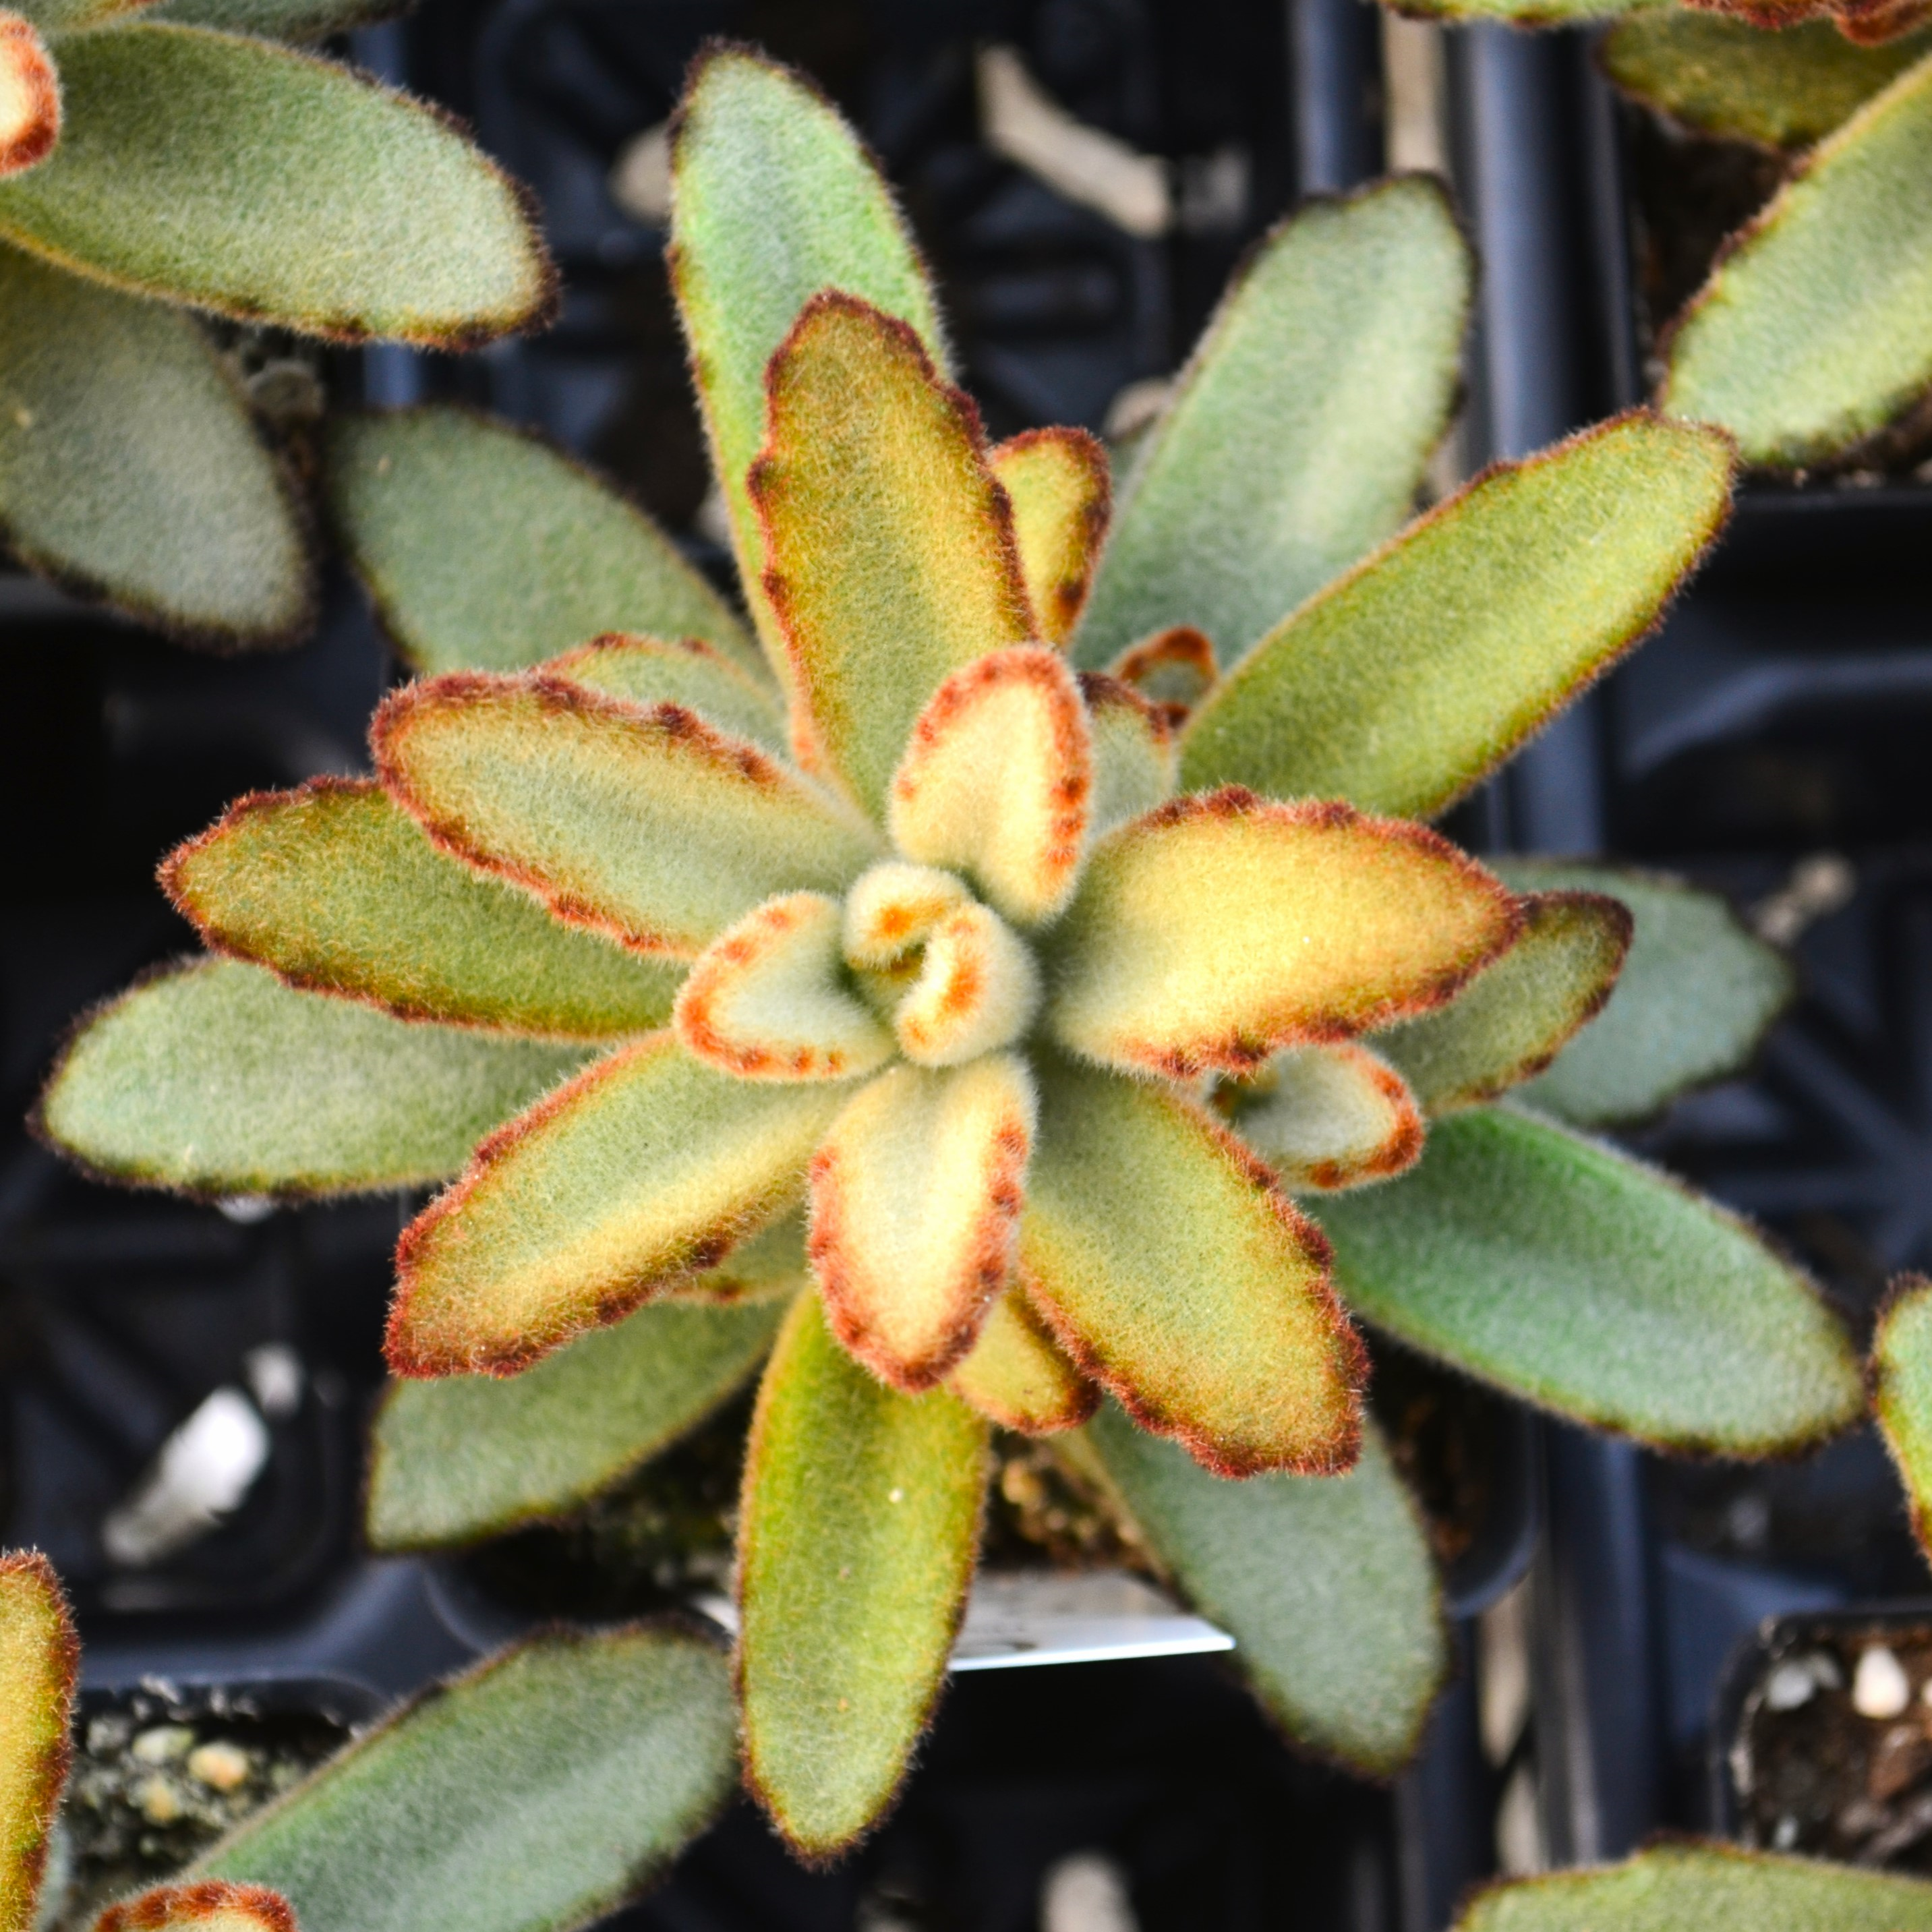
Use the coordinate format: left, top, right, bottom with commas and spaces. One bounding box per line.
38, 44, 1865, 1858
1386, 0, 1932, 474
0, 0, 550, 641
0, 1548, 738, 1932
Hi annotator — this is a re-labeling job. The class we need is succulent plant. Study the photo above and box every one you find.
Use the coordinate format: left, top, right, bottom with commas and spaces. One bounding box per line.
1388, 0, 1932, 473
38, 43, 1866, 1861
0, 0, 550, 641
0, 1548, 739, 1932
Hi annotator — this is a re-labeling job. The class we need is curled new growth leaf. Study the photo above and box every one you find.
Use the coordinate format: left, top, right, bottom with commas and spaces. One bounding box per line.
988, 427, 1110, 645
0, 1551, 76, 1932
1221, 1043, 1426, 1190
0, 16, 58, 179
1873, 1274, 1932, 1562
947, 1285, 1098, 1433
93, 1882, 296, 1932
1111, 625, 1217, 726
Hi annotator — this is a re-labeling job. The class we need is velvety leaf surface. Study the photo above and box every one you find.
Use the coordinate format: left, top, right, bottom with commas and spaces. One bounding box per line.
1074, 177, 1469, 670
0, 26, 550, 345
9, 0, 152, 28
890, 902, 1042, 1070
167, 780, 682, 1040
1496, 861, 1792, 1126
550, 636, 784, 752
388, 1036, 843, 1377
1179, 415, 1735, 818
326, 411, 753, 676
1662, 53, 1932, 465
1872, 1274, 1932, 1558
198, 1629, 737, 1932
1318, 1105, 1863, 1453
1049, 792, 1519, 1078
374, 674, 880, 959
1223, 1043, 1424, 1190
150, 0, 409, 40
0, 243, 309, 641
1456, 1844, 1932, 1932
38, 960, 584, 1198
1086, 1405, 1444, 1776
1604, 13, 1932, 148
947, 1287, 1096, 1434
751, 295, 1033, 815
1019, 1053, 1364, 1477
0, 16, 59, 182
669, 46, 947, 682
0, 1551, 75, 1932
368, 1296, 785, 1549
989, 428, 1109, 645
1374, 891, 1633, 1115
1081, 675, 1175, 834
94, 1883, 295, 1932
738, 1295, 987, 1857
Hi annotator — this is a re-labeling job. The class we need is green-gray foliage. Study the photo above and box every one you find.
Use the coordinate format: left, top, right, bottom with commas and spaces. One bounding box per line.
198, 1628, 738, 1932
1319, 1105, 1863, 1454
1872, 1272, 1932, 1557
1084, 1405, 1444, 1776
150, 0, 409, 40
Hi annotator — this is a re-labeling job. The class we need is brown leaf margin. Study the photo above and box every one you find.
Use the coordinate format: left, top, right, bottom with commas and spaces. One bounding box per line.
947, 1282, 1100, 1434
0, 1549, 77, 1929
1871, 1271, 1932, 1562
94, 1881, 297, 1932
1110, 624, 1217, 729
1289, 1043, 1428, 1190
0, 16, 59, 179
989, 424, 1111, 643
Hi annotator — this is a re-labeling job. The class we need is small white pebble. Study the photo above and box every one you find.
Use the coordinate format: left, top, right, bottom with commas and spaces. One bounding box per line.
185, 1741, 251, 1792
1772, 1815, 1801, 1850
133, 1776, 184, 1825
1765, 1662, 1819, 1711
129, 1726, 195, 1766
1854, 1645, 1912, 1719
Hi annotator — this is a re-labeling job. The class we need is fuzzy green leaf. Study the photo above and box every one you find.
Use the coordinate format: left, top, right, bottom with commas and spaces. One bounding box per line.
198, 1628, 737, 1932
166, 780, 682, 1041
669, 45, 947, 684
1457, 1844, 1932, 1932
738, 1293, 987, 1858
1020, 1053, 1364, 1478
38, 959, 584, 1198
368, 1295, 786, 1549
1604, 13, 1932, 149
948, 1287, 1097, 1434
989, 428, 1110, 647
1318, 1105, 1863, 1455
0, 1552, 76, 1932
550, 635, 785, 753
1662, 51, 1932, 466
1374, 891, 1633, 1115
1872, 1272, 1932, 1558
1496, 860, 1793, 1126
326, 411, 755, 676
150, 0, 409, 42
1221, 1043, 1424, 1190
374, 674, 881, 960
0, 24, 550, 345
1075, 176, 1469, 671
9, 0, 154, 28
386, 1035, 843, 1377
1084, 1405, 1444, 1776
1083, 674, 1175, 833
94, 1882, 295, 1932
1179, 414, 1735, 820
0, 242, 310, 641
751, 295, 1033, 817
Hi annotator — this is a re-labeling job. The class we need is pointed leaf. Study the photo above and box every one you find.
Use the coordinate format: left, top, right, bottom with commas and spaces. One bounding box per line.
1872, 1274, 1932, 1559
1180, 414, 1735, 819
0, 1551, 76, 1932
38, 960, 585, 1198
1075, 177, 1470, 670
1081, 673, 1175, 835
198, 1628, 736, 1932
1604, 13, 1932, 149
751, 294, 1032, 813
0, 16, 57, 181
374, 673, 880, 959
674, 893, 894, 1081
888, 647, 1091, 928
1496, 860, 1792, 1127
1663, 51, 1932, 466
1318, 1105, 1863, 1454
368, 1296, 785, 1550
1455, 1844, 1932, 1932
0, 26, 550, 345
326, 410, 753, 676
1085, 1405, 1444, 1776
738, 1294, 987, 1857
94, 1884, 295, 1932
669, 45, 947, 686
0, 242, 310, 641
550, 635, 784, 751
809, 1055, 1035, 1392
1049, 791, 1520, 1078
947, 1286, 1097, 1434
989, 428, 1110, 646
1374, 890, 1633, 1114
387, 1035, 843, 1378
150, 0, 409, 41
1020, 1053, 1365, 1477
165, 780, 681, 1041
1223, 1043, 1424, 1191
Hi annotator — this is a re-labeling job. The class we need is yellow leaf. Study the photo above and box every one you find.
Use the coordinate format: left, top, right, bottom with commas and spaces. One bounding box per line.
989, 426, 1110, 645
948, 1285, 1096, 1434
0, 1551, 74, 1932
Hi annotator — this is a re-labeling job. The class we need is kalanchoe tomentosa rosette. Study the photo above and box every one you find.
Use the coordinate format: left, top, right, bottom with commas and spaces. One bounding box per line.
40, 43, 1865, 1864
